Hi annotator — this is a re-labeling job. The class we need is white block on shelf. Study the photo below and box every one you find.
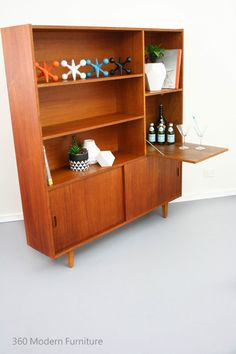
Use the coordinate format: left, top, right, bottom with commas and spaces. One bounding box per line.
97, 151, 115, 167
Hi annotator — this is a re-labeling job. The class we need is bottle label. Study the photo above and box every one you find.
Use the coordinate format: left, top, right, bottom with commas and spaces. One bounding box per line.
167, 135, 175, 143
148, 134, 156, 143
158, 134, 165, 143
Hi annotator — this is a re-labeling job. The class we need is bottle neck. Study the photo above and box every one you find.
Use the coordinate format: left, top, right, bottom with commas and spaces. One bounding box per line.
158, 106, 168, 127
159, 105, 164, 116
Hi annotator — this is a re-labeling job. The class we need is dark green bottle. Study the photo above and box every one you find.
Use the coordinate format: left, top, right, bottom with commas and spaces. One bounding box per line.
148, 123, 156, 143
157, 104, 168, 130
157, 123, 165, 144
167, 123, 175, 144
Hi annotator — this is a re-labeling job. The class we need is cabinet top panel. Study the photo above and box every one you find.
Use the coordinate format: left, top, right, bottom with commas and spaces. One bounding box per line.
2, 24, 183, 32
32, 25, 183, 32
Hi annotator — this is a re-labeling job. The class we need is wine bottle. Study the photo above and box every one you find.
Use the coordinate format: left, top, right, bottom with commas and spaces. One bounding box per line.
157, 104, 168, 130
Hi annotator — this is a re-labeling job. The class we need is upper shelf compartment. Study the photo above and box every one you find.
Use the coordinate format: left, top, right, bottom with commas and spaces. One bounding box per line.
33, 28, 144, 86
144, 30, 184, 91
39, 76, 144, 139
42, 113, 143, 140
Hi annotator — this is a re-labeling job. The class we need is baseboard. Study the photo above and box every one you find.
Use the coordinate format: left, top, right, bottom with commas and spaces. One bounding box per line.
173, 189, 236, 203
0, 213, 23, 223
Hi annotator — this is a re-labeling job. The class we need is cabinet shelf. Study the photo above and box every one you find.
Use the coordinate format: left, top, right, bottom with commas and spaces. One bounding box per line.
145, 88, 182, 97
48, 152, 144, 189
42, 113, 144, 140
147, 142, 228, 164
38, 73, 143, 89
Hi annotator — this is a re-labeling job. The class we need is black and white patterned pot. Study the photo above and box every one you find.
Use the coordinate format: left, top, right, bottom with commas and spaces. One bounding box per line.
69, 151, 89, 172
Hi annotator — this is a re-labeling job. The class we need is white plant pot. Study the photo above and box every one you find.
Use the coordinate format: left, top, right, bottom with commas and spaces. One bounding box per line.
82, 139, 100, 164
145, 63, 166, 91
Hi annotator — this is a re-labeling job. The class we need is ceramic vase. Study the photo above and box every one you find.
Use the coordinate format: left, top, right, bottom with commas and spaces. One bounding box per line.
83, 139, 100, 164
145, 63, 166, 91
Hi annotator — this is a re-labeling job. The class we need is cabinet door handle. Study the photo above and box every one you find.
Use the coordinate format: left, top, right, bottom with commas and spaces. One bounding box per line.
52, 215, 57, 228
177, 166, 180, 176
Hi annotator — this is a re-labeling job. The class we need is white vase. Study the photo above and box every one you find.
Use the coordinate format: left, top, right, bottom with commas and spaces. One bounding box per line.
145, 63, 166, 91
82, 139, 100, 164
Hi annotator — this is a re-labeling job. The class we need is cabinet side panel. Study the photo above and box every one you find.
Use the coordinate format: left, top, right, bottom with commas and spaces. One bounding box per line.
1, 25, 54, 257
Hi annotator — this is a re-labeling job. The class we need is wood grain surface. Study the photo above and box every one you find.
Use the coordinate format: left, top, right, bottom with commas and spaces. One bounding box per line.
147, 143, 228, 164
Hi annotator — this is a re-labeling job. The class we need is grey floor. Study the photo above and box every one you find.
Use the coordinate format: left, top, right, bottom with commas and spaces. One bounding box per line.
0, 196, 236, 354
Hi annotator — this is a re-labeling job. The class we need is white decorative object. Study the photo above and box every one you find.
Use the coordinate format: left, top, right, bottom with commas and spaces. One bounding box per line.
82, 139, 100, 164
145, 63, 166, 91
61, 59, 86, 80
97, 151, 115, 167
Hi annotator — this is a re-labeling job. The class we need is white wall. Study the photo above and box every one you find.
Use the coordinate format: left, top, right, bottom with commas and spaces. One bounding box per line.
0, 0, 235, 222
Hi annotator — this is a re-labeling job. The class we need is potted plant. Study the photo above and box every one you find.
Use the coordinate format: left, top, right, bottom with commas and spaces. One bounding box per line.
145, 44, 166, 91
69, 136, 89, 172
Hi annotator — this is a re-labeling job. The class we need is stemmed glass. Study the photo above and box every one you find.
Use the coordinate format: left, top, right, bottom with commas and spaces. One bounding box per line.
192, 116, 207, 150
177, 124, 191, 150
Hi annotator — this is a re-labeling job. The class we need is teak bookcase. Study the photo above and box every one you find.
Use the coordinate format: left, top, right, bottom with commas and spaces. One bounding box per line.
1, 25, 227, 268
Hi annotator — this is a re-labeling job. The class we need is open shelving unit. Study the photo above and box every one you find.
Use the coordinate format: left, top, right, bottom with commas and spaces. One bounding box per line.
1, 24, 227, 267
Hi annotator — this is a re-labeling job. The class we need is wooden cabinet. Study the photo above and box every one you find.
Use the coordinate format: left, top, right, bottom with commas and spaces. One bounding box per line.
1, 25, 227, 267
50, 168, 125, 252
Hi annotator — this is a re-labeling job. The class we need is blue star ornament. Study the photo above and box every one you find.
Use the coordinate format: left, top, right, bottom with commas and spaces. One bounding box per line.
86, 58, 109, 78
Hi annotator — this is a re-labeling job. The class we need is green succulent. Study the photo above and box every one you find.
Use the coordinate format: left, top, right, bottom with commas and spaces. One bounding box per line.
69, 136, 82, 155
145, 44, 165, 63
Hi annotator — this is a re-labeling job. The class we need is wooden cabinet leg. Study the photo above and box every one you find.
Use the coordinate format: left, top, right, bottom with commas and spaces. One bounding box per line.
67, 251, 74, 268
162, 203, 169, 218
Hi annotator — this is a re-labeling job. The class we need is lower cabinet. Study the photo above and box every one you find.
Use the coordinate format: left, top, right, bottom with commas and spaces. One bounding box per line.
50, 167, 125, 252
49, 156, 181, 253
124, 156, 182, 220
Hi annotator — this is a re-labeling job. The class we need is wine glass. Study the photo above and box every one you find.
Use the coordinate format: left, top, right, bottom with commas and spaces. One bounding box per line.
177, 124, 191, 150
192, 116, 207, 150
